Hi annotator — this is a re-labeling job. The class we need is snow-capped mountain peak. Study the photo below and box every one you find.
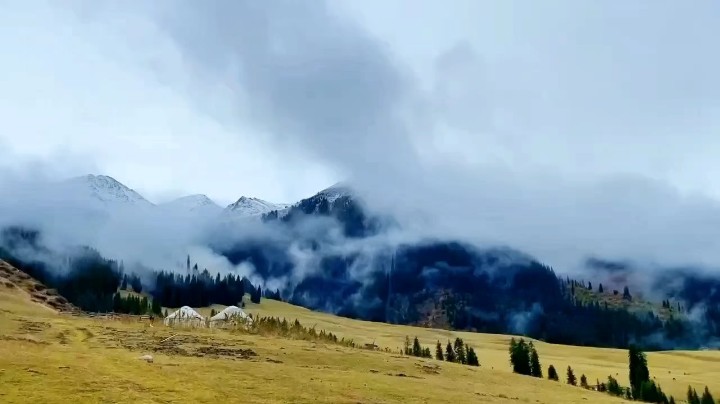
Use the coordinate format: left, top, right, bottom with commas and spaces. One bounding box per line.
317, 182, 353, 204
225, 196, 289, 217
65, 174, 153, 207
160, 194, 221, 213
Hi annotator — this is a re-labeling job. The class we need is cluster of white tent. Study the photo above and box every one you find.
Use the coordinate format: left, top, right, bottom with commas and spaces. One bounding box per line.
163, 305, 253, 328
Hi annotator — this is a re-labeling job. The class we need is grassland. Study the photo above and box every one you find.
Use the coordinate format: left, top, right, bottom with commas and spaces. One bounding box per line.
1, 282, 718, 403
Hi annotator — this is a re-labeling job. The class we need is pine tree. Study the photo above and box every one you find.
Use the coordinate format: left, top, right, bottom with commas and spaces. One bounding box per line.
412, 337, 422, 357
623, 285, 632, 301
435, 341, 444, 361
566, 366, 577, 386
669, 396, 676, 404
588, 281, 592, 290
580, 374, 588, 388
151, 298, 162, 316
598, 283, 604, 293
445, 341, 456, 363
466, 347, 480, 366
423, 347, 432, 358
404, 336, 411, 355
629, 345, 649, 397
529, 342, 542, 378
607, 375, 622, 396
454, 338, 467, 364
701, 386, 715, 404
509, 338, 531, 375
547, 365, 559, 381
140, 297, 149, 314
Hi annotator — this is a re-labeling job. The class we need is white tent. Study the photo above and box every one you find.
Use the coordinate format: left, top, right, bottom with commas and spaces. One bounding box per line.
164, 306, 205, 327
209, 305, 252, 327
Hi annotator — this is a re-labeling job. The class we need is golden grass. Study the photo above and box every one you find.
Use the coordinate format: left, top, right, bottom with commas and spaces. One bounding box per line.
1, 286, 717, 403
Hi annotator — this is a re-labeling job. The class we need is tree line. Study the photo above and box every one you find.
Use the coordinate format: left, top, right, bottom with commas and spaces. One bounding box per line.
111, 293, 162, 316
510, 338, 717, 404
402, 336, 479, 367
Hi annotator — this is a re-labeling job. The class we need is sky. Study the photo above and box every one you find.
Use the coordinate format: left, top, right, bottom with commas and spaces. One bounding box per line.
2, 1, 720, 271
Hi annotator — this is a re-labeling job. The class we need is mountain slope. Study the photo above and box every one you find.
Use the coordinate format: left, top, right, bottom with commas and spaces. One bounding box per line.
63, 175, 153, 208
160, 194, 222, 215
225, 196, 290, 218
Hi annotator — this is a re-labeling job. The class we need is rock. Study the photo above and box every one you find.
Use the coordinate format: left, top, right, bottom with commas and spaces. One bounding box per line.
138, 354, 153, 363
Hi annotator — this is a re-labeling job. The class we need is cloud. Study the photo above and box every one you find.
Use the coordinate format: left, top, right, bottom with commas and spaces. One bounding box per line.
3, 1, 720, 276
148, 0, 720, 273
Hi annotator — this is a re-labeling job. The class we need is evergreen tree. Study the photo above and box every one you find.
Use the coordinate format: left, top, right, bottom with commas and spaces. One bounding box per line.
132, 276, 143, 293
435, 341, 444, 361
422, 347, 432, 358
412, 337, 422, 357
404, 336, 411, 355
144, 297, 149, 313
638, 380, 668, 403
566, 366, 577, 386
598, 283, 604, 293
446, 341, 456, 363
607, 375, 622, 396
629, 345, 650, 397
163, 309, 168, 318
120, 275, 128, 290
529, 342, 542, 378
701, 387, 715, 404
466, 347, 480, 366
509, 338, 531, 375
547, 365, 559, 381
588, 282, 592, 290
250, 285, 262, 304
580, 374, 588, 388
623, 285, 632, 301
669, 396, 676, 404
688, 386, 700, 404
151, 298, 162, 316
454, 338, 467, 364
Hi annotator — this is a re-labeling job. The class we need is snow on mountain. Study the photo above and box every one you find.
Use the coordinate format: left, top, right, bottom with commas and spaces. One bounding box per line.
224, 196, 290, 218
316, 182, 353, 205
160, 194, 222, 215
63, 174, 153, 208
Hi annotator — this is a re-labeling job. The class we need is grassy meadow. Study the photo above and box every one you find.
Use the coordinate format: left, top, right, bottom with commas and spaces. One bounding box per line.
1, 283, 718, 403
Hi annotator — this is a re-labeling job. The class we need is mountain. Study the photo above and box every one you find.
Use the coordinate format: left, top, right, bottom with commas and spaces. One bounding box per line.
159, 194, 222, 215
316, 183, 353, 205
8, 173, 717, 349
63, 175, 153, 208
59, 174, 291, 220
224, 196, 290, 218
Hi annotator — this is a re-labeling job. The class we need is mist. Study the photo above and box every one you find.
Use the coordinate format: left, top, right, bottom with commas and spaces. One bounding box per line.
150, 0, 720, 274
2, 0, 720, 290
